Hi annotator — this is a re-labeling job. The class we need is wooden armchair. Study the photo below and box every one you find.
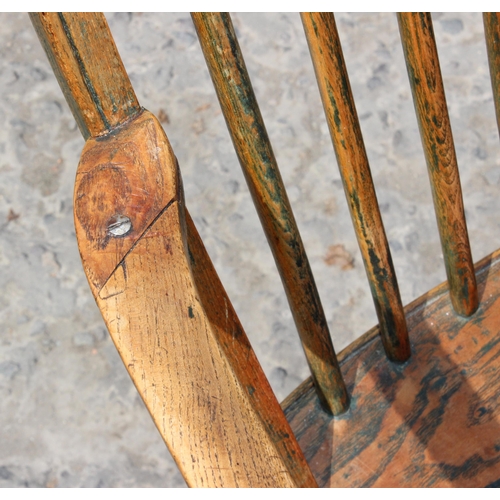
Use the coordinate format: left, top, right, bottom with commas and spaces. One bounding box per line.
29, 12, 500, 487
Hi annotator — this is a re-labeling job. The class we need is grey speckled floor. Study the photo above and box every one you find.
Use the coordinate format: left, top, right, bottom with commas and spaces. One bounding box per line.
1, 12, 499, 487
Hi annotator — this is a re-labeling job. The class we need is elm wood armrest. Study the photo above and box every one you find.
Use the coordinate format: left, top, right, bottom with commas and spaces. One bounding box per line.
31, 12, 317, 488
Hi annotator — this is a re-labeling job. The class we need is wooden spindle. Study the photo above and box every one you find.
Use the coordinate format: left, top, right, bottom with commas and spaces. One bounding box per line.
29, 13, 141, 139
191, 12, 349, 415
301, 12, 410, 363
30, 12, 318, 487
484, 13, 500, 138
398, 13, 478, 317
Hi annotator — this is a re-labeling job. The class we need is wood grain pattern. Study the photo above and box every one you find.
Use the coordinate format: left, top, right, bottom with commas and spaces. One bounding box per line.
75, 110, 317, 487
191, 12, 348, 415
29, 12, 140, 139
284, 249, 500, 487
484, 13, 500, 138
398, 12, 478, 317
74, 110, 178, 291
33, 13, 317, 487
33, 10, 499, 488
301, 13, 410, 364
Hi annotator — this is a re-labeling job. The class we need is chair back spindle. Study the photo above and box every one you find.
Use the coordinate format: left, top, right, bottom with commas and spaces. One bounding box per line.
192, 12, 349, 415
302, 12, 410, 363
398, 12, 478, 317
30, 12, 141, 140
26, 11, 500, 488
484, 13, 500, 139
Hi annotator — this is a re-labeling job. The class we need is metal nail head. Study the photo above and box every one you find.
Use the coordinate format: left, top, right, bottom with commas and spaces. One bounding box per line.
108, 214, 132, 237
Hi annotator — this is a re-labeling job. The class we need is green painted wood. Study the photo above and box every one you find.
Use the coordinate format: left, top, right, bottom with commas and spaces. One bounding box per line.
29, 13, 141, 139
192, 12, 349, 415
398, 12, 478, 318
484, 13, 500, 139
284, 248, 500, 487
301, 12, 410, 363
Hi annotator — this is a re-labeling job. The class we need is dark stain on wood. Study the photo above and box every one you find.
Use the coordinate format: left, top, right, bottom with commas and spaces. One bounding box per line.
57, 13, 110, 130
301, 12, 410, 364
283, 250, 500, 487
398, 13, 478, 317
484, 13, 500, 139
74, 111, 179, 291
31, 10, 500, 488
29, 13, 141, 139
192, 12, 348, 416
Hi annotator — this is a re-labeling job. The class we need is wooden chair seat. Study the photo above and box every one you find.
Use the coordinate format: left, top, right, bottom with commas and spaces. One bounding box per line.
285, 250, 500, 487
29, 11, 500, 487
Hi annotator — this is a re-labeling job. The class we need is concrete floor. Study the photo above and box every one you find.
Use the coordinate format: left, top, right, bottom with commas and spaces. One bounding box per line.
1, 12, 499, 487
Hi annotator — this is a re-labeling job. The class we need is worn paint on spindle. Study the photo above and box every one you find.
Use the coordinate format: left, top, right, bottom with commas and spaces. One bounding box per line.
192, 12, 349, 415
283, 249, 500, 487
301, 12, 410, 363
398, 13, 478, 317
29, 13, 141, 139
484, 13, 500, 138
